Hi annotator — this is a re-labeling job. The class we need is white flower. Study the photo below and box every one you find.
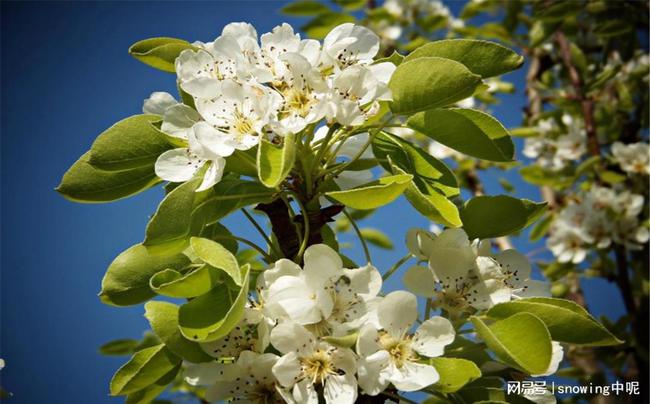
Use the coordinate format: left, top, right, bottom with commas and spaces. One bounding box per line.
274, 53, 329, 134
143, 91, 178, 115
356, 291, 455, 394
263, 244, 382, 336
154, 125, 226, 192
260, 23, 321, 82
323, 23, 380, 69
327, 63, 395, 126
185, 351, 286, 404
142, 92, 202, 140
612, 141, 649, 175
199, 308, 269, 359
194, 80, 282, 152
271, 322, 358, 404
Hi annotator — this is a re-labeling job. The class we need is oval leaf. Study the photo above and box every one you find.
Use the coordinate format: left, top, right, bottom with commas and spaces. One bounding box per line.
388, 57, 482, 115
190, 237, 241, 285
129, 37, 196, 73
89, 115, 173, 170
430, 357, 482, 393
461, 195, 546, 239
257, 134, 296, 188
405, 39, 524, 78
487, 297, 623, 346
471, 313, 552, 375
109, 344, 181, 396
99, 243, 190, 307
56, 152, 160, 203
325, 174, 412, 210
179, 264, 251, 342
144, 301, 213, 363
407, 109, 514, 162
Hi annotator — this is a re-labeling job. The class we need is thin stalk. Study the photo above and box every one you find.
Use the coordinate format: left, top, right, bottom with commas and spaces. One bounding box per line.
241, 208, 280, 257
343, 209, 372, 263
425, 298, 433, 320
382, 253, 411, 281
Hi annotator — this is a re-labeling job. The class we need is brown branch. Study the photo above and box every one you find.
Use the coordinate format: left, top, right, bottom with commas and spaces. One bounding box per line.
554, 31, 600, 158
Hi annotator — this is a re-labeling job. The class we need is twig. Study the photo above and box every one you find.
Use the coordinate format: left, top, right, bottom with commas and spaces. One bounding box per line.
343, 209, 372, 263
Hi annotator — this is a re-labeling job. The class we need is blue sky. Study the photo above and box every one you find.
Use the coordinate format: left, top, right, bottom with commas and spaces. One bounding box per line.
0, 1, 625, 403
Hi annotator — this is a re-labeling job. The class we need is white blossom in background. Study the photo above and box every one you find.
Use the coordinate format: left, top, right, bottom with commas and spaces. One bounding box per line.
356, 291, 455, 394
547, 185, 649, 263
611, 141, 649, 176
524, 114, 587, 171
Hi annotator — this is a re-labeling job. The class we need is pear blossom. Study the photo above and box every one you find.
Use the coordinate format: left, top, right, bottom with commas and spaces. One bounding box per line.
194, 80, 282, 153
142, 92, 201, 140
143, 91, 178, 115
611, 141, 649, 175
185, 351, 286, 404
262, 244, 382, 336
523, 114, 586, 170
356, 291, 455, 394
154, 125, 226, 192
322, 23, 380, 69
271, 322, 358, 404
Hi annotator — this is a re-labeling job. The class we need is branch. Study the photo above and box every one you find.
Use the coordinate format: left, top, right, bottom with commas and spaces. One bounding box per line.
554, 30, 600, 157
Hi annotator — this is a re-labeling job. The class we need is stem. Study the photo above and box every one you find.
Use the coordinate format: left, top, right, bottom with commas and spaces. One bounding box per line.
256, 198, 301, 259
382, 253, 411, 281
312, 124, 340, 174
343, 209, 372, 263
425, 298, 433, 320
241, 209, 280, 257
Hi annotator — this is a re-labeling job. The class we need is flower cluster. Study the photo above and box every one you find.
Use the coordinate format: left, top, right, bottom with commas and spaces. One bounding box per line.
547, 186, 649, 264
611, 141, 649, 176
403, 228, 550, 315
183, 244, 456, 403
144, 22, 395, 191
523, 114, 587, 171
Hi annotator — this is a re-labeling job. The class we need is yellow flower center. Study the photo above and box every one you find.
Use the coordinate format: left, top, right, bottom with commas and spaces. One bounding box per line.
378, 332, 417, 369
301, 349, 337, 385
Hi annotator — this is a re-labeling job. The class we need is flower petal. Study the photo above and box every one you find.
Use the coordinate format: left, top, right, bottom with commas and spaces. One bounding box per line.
293, 379, 318, 404
154, 148, 203, 183
403, 265, 436, 297
196, 157, 225, 191
378, 291, 417, 337
387, 361, 439, 392
272, 351, 302, 387
412, 316, 455, 358
324, 373, 357, 404
357, 350, 391, 396
143, 91, 177, 115
270, 322, 316, 355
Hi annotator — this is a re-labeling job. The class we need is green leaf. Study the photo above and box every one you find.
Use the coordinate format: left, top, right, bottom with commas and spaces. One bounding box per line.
125, 365, 178, 404
226, 149, 258, 177
100, 339, 140, 356
372, 133, 459, 226
375, 51, 404, 66
389, 57, 482, 115
196, 179, 276, 223
190, 237, 242, 285
201, 222, 238, 254
487, 298, 623, 346
471, 313, 552, 375
529, 214, 552, 242
110, 344, 181, 396
129, 37, 196, 73
301, 13, 355, 40
430, 357, 481, 393
144, 178, 213, 249
407, 109, 514, 162
405, 39, 523, 78
56, 152, 160, 203
325, 174, 412, 210
461, 195, 546, 239
257, 134, 296, 188
100, 243, 190, 306
149, 265, 219, 298
89, 115, 173, 171
282, 0, 330, 16
359, 228, 393, 249
178, 265, 251, 342
519, 166, 574, 188
144, 301, 213, 363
